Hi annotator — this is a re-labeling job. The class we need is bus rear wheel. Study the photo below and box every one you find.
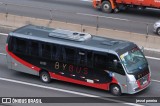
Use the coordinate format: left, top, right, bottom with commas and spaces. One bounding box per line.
110, 84, 121, 96
40, 71, 51, 83
101, 1, 113, 13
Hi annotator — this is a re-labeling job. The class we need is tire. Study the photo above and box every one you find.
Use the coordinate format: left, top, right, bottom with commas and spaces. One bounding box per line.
156, 28, 160, 36
110, 84, 122, 96
40, 71, 51, 83
101, 1, 113, 13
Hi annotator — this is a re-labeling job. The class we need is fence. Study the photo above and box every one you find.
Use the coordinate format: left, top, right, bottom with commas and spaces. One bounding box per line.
0, 1, 157, 36
0, 2, 160, 51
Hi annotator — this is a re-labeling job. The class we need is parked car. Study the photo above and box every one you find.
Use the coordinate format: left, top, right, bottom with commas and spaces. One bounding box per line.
154, 20, 160, 35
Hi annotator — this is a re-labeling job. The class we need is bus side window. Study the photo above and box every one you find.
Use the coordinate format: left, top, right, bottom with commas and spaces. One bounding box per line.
52, 44, 57, 60
13, 37, 27, 54
117, 63, 125, 75
93, 53, 107, 70
41, 43, 51, 59
64, 47, 76, 64
7, 36, 13, 51
76, 50, 93, 67
54, 45, 63, 61
77, 50, 86, 67
87, 51, 93, 68
29, 41, 39, 57
9, 36, 15, 52
108, 54, 125, 75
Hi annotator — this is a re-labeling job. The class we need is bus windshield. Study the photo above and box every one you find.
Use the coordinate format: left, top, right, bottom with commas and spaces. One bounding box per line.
120, 48, 148, 74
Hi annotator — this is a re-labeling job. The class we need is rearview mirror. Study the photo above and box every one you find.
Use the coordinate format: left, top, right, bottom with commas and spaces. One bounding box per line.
113, 59, 118, 66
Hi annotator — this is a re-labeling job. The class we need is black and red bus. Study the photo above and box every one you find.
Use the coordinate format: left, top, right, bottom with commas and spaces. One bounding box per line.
6, 25, 151, 96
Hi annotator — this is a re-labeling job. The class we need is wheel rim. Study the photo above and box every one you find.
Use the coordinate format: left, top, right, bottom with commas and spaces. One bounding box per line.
158, 29, 160, 35
103, 4, 110, 11
42, 74, 48, 82
113, 86, 120, 95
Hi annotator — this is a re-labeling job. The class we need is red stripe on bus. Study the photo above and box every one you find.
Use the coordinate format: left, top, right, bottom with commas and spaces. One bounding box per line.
6, 44, 119, 90
49, 72, 109, 90
6, 45, 41, 72
50, 72, 118, 90
111, 77, 118, 84
137, 80, 141, 89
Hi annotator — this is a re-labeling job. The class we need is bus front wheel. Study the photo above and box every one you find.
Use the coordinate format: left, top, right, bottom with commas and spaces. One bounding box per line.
40, 71, 51, 83
101, 1, 113, 13
110, 84, 122, 96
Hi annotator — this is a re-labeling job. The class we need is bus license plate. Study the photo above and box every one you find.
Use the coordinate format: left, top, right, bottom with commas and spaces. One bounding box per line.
143, 80, 147, 85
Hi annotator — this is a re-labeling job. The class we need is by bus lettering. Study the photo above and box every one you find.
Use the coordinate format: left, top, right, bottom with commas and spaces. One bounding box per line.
54, 62, 88, 75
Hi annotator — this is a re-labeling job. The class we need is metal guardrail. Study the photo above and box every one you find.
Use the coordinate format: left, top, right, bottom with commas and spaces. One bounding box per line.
0, 1, 157, 36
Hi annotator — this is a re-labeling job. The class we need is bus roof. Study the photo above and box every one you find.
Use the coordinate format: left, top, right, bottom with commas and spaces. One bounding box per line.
9, 24, 136, 55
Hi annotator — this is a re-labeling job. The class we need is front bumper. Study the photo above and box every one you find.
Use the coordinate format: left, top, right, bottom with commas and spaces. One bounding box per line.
127, 74, 151, 94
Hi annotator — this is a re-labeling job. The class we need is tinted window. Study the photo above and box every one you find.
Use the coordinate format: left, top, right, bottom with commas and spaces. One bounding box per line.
107, 54, 125, 75
77, 50, 87, 66
87, 51, 93, 67
52, 44, 57, 59
76, 49, 93, 67
41, 43, 51, 59
94, 53, 107, 69
54, 46, 63, 61
14, 38, 27, 54
29, 41, 39, 57
6, 35, 10, 44
64, 47, 76, 64
8, 36, 14, 51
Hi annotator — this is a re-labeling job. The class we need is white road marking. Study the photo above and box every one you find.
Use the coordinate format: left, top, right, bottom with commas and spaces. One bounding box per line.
146, 56, 160, 61
81, 0, 93, 2
76, 13, 153, 24
144, 48, 160, 53
0, 77, 144, 106
0, 53, 6, 56
77, 12, 130, 21
0, 77, 98, 97
152, 79, 160, 83
0, 33, 8, 36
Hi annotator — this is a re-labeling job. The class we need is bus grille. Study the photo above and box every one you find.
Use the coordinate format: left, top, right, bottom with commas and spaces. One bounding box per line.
139, 74, 148, 86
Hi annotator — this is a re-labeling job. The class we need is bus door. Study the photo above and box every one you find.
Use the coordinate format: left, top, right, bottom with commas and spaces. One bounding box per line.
107, 54, 127, 93
76, 49, 94, 82
62, 46, 77, 77
93, 52, 112, 83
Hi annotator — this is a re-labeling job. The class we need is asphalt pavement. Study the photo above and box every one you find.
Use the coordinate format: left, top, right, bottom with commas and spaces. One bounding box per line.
0, 1, 160, 105
0, 0, 159, 35
0, 29, 160, 106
